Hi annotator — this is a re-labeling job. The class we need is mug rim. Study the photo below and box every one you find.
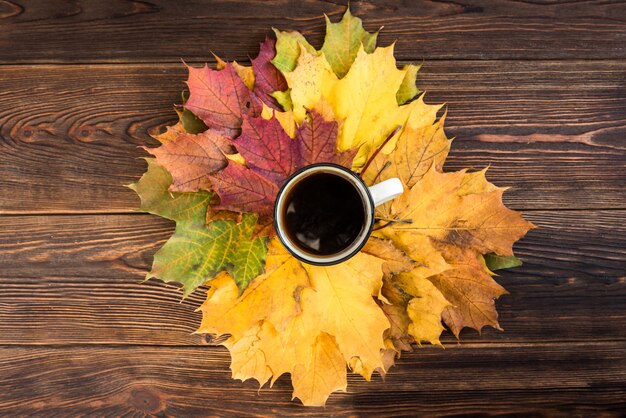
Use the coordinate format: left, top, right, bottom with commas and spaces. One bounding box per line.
273, 162, 375, 266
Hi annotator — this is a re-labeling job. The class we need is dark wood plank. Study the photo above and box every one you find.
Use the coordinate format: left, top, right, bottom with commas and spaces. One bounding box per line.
1, 273, 623, 347
1, 61, 624, 213
1, 0, 626, 63
1, 211, 623, 281
0, 211, 623, 346
1, 0, 622, 414
0, 343, 623, 416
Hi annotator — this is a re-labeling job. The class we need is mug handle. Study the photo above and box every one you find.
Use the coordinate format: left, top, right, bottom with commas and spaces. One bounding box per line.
368, 178, 404, 207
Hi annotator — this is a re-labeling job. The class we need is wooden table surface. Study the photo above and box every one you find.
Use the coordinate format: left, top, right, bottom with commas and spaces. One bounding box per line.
1, 0, 625, 416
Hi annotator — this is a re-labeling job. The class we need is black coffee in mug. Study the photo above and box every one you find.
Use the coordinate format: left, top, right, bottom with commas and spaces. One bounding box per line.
282, 172, 366, 256
274, 163, 403, 265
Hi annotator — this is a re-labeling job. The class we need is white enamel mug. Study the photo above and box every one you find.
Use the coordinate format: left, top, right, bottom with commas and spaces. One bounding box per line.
274, 163, 404, 265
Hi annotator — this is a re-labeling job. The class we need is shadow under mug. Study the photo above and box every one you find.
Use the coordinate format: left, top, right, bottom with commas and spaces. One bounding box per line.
274, 163, 404, 265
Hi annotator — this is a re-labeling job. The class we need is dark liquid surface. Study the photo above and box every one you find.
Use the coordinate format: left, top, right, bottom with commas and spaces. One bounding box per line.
282, 172, 366, 256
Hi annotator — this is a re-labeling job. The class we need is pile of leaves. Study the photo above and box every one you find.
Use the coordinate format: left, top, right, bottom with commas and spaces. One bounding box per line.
130, 9, 534, 406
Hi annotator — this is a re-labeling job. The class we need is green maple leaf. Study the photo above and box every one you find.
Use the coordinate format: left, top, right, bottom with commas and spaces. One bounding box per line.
396, 64, 421, 105
273, 7, 418, 105
129, 158, 211, 222
149, 211, 265, 295
129, 159, 266, 295
177, 91, 209, 134
484, 254, 523, 271
271, 89, 293, 111
271, 29, 315, 73
320, 8, 378, 78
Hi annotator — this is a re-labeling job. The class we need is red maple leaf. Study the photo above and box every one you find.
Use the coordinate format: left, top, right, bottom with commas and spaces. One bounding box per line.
252, 37, 288, 109
210, 112, 355, 217
235, 115, 298, 184
185, 63, 262, 137
297, 111, 356, 168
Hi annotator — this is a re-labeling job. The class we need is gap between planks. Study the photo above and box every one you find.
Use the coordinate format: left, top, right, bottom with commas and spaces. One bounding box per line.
0, 340, 625, 349
1, 207, 625, 216
1, 58, 626, 67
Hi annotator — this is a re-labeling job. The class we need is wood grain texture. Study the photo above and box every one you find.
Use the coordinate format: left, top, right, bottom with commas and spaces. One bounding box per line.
0, 343, 624, 416
1, 0, 626, 63
1, 61, 625, 213
1, 0, 625, 414
0, 211, 623, 346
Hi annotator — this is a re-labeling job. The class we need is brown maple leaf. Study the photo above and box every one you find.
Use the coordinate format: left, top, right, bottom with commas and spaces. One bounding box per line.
375, 166, 534, 341
429, 244, 507, 336
147, 130, 234, 193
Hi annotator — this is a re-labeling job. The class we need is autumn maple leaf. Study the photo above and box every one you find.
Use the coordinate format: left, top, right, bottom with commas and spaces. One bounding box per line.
368, 165, 534, 340
185, 62, 261, 137
128, 159, 266, 294
209, 111, 355, 216
252, 37, 289, 109
146, 129, 234, 193
131, 7, 535, 407
197, 238, 391, 406
278, 41, 425, 166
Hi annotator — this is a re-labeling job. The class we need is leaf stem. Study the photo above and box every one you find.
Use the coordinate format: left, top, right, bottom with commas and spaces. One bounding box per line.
375, 217, 413, 224
359, 125, 402, 180
372, 161, 391, 184
373, 216, 413, 231
373, 221, 392, 231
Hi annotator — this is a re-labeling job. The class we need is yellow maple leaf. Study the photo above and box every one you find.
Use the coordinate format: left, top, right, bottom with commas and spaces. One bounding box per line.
330, 45, 408, 154
398, 271, 451, 345
375, 166, 534, 336
458, 167, 505, 195
196, 241, 308, 339
362, 108, 450, 189
282, 43, 446, 167
283, 45, 338, 122
197, 237, 391, 406
284, 45, 403, 164
223, 327, 273, 387
291, 332, 348, 406
298, 255, 389, 380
